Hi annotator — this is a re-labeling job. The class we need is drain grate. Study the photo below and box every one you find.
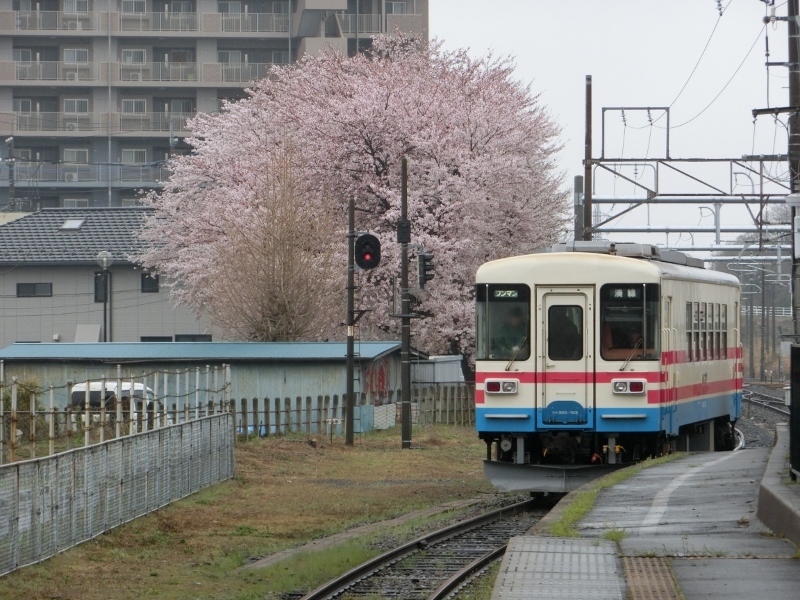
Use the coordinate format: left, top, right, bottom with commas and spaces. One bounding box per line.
622, 557, 682, 600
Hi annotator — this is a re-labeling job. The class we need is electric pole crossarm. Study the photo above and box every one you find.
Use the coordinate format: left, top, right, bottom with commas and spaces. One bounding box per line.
592, 162, 656, 196
658, 160, 727, 195
752, 106, 800, 116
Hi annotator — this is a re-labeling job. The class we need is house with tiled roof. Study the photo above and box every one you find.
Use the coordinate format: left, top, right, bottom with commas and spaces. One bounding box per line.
0, 207, 214, 345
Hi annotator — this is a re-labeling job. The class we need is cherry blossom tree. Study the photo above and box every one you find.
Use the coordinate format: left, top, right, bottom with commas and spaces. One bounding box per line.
138, 33, 569, 357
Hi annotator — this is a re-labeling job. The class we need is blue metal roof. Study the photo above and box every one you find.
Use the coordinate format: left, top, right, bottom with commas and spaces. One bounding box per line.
0, 342, 403, 362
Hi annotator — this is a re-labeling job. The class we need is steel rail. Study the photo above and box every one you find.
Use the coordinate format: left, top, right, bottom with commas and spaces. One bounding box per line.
427, 544, 506, 600
300, 498, 539, 600
743, 390, 791, 417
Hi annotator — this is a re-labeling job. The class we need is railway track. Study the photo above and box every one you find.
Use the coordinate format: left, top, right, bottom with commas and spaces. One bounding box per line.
300, 497, 552, 600
743, 389, 790, 418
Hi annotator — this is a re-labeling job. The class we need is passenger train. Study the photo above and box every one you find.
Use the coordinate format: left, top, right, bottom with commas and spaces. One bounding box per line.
475, 242, 742, 492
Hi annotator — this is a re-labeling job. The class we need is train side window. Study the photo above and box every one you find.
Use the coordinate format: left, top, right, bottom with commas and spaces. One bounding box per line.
693, 302, 700, 362
700, 302, 707, 361
721, 304, 728, 359
686, 302, 693, 362
714, 303, 721, 360
708, 304, 715, 360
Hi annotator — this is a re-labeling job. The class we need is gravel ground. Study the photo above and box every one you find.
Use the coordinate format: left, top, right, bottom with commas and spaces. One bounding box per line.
738, 383, 789, 448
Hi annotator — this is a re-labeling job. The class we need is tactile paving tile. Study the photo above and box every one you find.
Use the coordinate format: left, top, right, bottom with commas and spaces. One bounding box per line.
622, 557, 681, 600
493, 536, 624, 600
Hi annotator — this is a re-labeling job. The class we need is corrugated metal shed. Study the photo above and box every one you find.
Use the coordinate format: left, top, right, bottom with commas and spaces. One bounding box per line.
0, 342, 409, 408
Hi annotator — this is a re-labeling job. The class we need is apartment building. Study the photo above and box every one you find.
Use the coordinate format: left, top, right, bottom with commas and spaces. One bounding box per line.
0, 0, 428, 210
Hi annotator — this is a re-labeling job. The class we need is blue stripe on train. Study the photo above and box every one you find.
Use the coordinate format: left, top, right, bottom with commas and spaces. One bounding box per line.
477, 391, 740, 436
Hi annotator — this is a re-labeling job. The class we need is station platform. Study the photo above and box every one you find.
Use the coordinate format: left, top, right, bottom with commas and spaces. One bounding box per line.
491, 425, 800, 599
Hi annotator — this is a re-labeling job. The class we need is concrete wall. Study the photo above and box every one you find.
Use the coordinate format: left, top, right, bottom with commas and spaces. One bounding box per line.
0, 264, 211, 345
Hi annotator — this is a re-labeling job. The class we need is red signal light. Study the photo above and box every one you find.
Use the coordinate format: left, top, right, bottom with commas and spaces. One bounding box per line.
629, 381, 644, 393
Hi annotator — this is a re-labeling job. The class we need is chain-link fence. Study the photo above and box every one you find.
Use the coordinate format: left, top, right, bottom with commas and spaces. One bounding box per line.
0, 411, 234, 577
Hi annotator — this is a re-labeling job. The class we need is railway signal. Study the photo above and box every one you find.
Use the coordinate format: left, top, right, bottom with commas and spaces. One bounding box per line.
354, 234, 381, 270
418, 252, 434, 289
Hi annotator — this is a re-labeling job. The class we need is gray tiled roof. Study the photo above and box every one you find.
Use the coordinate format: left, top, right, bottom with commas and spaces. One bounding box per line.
0, 208, 152, 265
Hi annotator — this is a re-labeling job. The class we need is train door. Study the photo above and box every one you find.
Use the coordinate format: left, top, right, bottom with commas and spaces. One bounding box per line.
662, 297, 677, 434
537, 288, 593, 426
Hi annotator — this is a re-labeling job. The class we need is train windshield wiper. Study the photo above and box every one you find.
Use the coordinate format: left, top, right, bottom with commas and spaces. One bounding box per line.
619, 337, 643, 371
505, 336, 527, 371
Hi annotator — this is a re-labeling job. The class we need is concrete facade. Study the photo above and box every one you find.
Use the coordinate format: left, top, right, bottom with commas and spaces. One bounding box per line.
0, 0, 429, 209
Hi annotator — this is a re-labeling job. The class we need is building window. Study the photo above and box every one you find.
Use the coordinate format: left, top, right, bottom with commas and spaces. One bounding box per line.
272, 50, 289, 64
64, 0, 89, 13
63, 148, 88, 163
64, 48, 89, 63
121, 0, 146, 13
13, 49, 33, 62
386, 1, 407, 14
120, 198, 140, 207
141, 336, 172, 342
218, 50, 241, 64
141, 273, 159, 293
63, 98, 89, 114
122, 49, 146, 64
218, 1, 241, 13
17, 283, 52, 297
122, 149, 147, 163
13, 99, 32, 113
175, 334, 212, 342
121, 99, 147, 114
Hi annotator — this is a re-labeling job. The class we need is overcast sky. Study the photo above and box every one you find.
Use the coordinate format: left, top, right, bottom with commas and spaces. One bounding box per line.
430, 0, 789, 249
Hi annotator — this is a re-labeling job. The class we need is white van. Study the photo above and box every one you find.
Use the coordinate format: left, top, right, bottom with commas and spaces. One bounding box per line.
70, 381, 167, 427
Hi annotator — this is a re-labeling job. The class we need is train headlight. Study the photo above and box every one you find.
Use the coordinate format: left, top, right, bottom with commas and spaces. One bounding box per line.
485, 379, 519, 394
612, 379, 647, 395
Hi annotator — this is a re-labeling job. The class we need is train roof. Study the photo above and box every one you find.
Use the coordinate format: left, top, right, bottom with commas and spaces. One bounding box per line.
478, 242, 739, 286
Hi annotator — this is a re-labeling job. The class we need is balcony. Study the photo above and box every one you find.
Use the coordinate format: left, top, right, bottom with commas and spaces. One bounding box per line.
219, 63, 271, 82
11, 112, 96, 132
1, 161, 169, 185
120, 62, 198, 82
336, 12, 381, 34
14, 10, 101, 31
220, 12, 289, 33
14, 61, 96, 82
118, 112, 194, 133
119, 11, 199, 32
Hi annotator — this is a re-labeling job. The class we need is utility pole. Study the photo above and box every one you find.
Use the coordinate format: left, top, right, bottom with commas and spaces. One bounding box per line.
573, 175, 584, 240
790, 0, 800, 336
346, 198, 356, 446
399, 157, 412, 449
583, 75, 593, 241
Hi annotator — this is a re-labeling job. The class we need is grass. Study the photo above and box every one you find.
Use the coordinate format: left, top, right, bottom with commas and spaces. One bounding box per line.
547, 453, 687, 537
0, 425, 494, 600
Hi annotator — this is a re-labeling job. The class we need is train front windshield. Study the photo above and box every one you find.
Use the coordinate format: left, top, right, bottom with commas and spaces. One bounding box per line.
600, 283, 660, 361
475, 284, 531, 361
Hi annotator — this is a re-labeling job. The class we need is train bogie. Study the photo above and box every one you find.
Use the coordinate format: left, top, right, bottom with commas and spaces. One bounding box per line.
475, 242, 742, 492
